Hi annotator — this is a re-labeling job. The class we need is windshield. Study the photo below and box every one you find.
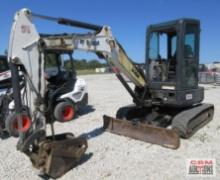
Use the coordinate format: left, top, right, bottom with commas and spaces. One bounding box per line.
45, 53, 62, 69
44, 52, 76, 81
44, 53, 75, 71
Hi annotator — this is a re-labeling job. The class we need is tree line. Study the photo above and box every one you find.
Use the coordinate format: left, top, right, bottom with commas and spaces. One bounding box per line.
5, 50, 108, 70
65, 59, 108, 70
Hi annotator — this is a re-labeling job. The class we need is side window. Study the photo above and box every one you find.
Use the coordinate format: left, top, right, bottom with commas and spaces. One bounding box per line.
149, 32, 158, 60
184, 25, 196, 58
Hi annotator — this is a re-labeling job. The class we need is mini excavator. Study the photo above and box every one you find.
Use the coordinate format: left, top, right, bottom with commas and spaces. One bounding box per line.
7, 8, 214, 178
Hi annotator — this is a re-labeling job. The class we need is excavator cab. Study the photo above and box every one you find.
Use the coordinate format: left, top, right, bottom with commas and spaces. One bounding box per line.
146, 19, 203, 107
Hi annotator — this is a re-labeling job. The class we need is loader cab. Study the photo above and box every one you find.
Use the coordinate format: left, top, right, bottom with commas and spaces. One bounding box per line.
44, 51, 76, 86
146, 19, 203, 107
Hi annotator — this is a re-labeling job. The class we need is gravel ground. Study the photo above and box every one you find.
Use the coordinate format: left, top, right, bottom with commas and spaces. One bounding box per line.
0, 74, 219, 180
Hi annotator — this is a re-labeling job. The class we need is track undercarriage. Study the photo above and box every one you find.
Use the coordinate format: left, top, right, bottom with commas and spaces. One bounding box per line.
103, 103, 214, 149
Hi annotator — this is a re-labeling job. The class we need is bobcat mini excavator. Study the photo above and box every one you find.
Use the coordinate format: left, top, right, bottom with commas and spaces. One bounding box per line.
7, 9, 214, 177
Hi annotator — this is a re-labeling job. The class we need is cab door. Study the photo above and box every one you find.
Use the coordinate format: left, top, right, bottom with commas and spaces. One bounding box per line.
182, 22, 200, 89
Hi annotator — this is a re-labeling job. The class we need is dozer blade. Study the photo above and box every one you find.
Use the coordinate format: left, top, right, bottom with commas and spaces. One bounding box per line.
29, 133, 87, 178
103, 115, 180, 149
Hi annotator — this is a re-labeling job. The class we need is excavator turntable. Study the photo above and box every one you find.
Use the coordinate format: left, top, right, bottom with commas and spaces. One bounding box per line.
6, 9, 214, 178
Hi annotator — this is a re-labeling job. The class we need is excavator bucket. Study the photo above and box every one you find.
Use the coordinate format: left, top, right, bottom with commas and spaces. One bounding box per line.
29, 133, 87, 178
103, 115, 180, 149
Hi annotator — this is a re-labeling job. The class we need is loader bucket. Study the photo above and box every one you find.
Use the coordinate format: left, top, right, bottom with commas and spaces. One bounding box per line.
103, 115, 180, 149
29, 133, 87, 178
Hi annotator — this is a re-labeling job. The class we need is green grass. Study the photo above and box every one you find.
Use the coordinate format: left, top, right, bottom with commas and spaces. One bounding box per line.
76, 69, 97, 75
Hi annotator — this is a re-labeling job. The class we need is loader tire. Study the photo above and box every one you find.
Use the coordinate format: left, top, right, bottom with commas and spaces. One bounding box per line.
5, 112, 31, 137
54, 101, 75, 122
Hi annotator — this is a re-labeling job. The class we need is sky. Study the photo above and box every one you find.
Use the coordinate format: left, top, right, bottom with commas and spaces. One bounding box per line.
0, 0, 219, 63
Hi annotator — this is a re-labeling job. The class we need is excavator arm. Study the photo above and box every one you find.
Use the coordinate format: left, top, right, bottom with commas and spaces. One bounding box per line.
33, 12, 146, 88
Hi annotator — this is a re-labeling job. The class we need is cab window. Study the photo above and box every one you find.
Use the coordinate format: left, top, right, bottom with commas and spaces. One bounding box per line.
184, 24, 196, 58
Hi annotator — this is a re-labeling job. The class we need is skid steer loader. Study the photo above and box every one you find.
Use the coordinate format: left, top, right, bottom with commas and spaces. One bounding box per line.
0, 55, 88, 137
6, 8, 214, 178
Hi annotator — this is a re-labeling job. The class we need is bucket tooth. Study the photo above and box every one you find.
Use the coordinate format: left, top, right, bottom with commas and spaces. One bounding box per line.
103, 115, 180, 149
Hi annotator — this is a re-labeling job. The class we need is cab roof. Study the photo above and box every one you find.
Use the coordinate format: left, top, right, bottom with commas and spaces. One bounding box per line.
148, 18, 200, 31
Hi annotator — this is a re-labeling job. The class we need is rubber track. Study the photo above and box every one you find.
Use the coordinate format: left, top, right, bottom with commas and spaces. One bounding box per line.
172, 103, 214, 138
